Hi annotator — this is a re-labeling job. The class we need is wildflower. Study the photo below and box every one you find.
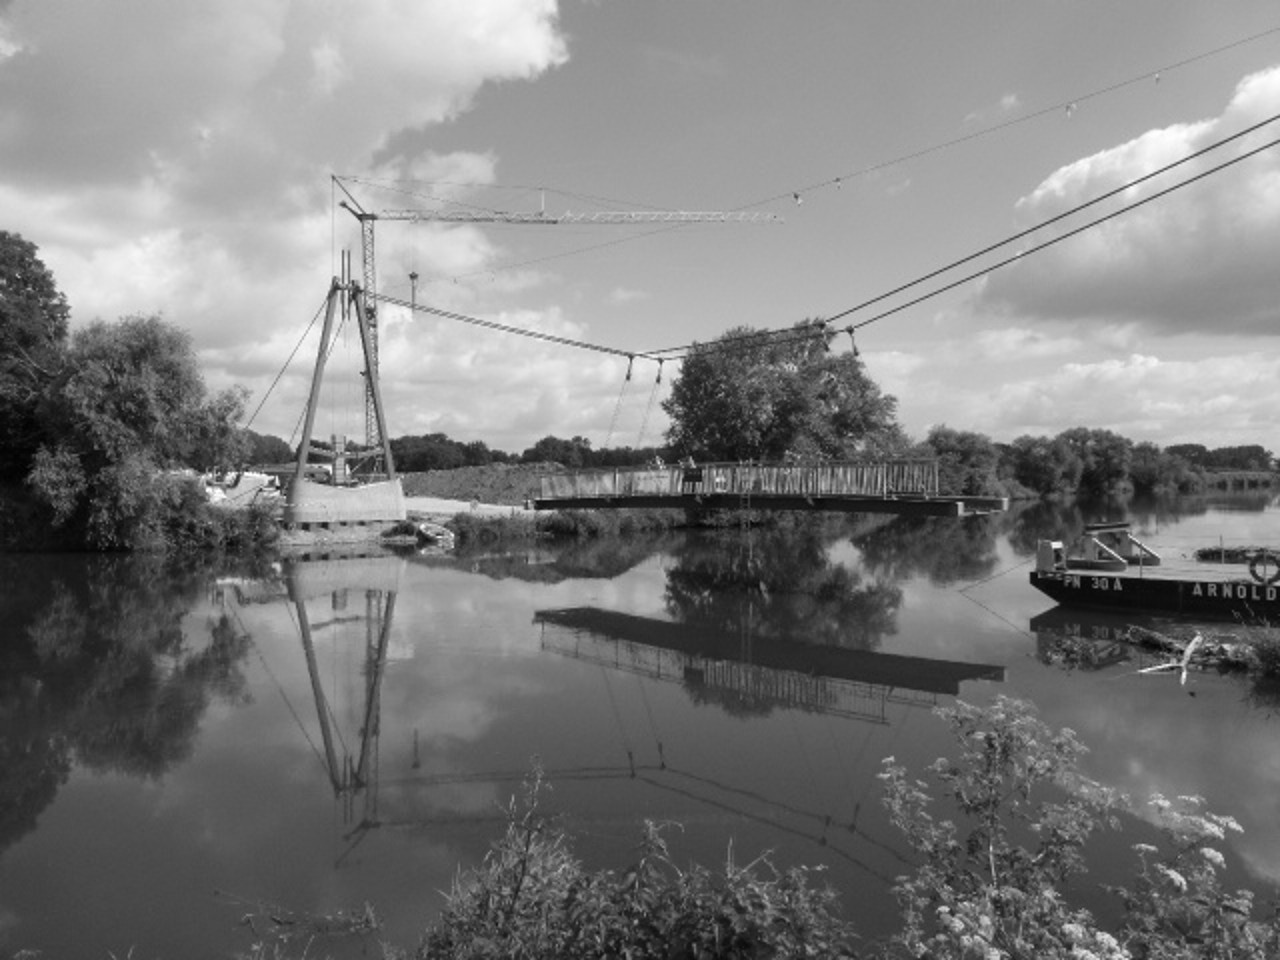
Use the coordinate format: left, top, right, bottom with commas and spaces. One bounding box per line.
1156, 864, 1187, 891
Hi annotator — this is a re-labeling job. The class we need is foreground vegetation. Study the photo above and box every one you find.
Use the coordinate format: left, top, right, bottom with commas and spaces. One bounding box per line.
238, 697, 1280, 959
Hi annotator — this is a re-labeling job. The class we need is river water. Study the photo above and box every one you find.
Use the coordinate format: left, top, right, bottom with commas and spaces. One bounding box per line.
1, 494, 1278, 958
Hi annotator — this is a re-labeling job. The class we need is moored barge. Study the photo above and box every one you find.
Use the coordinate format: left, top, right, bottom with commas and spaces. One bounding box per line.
1030, 522, 1280, 621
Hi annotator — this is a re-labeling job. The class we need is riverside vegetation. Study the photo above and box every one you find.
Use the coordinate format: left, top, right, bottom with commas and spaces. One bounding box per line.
236, 697, 1280, 960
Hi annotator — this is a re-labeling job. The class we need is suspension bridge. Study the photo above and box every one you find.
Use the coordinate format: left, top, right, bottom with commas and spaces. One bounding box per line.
534, 458, 1008, 517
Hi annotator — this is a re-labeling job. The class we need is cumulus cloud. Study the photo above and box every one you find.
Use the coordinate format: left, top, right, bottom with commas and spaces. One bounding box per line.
980, 65, 1280, 335
0, 0, 570, 445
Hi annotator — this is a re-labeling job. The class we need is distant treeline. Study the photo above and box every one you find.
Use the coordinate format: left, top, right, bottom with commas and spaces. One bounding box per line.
386, 433, 663, 472
926, 426, 1275, 500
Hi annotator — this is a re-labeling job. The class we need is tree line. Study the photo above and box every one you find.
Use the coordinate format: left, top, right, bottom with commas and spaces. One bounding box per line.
927, 426, 1274, 500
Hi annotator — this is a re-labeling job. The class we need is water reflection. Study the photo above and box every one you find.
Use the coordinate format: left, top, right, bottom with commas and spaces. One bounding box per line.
284, 554, 400, 824
1030, 606, 1280, 711
0, 556, 252, 858
422, 534, 678, 584
535, 606, 1004, 721
5, 505, 1279, 957
665, 526, 902, 649
854, 514, 1001, 585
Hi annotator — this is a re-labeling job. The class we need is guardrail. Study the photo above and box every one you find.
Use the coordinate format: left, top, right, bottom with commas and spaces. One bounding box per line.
539, 458, 940, 500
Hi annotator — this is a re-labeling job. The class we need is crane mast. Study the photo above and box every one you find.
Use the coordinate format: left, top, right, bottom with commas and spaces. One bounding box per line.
334, 181, 781, 471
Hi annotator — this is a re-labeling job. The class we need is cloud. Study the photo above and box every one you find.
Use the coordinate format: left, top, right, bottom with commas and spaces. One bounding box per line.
970, 327, 1082, 361
963, 91, 1021, 125
0, 0, 566, 303
0, 0, 570, 445
980, 65, 1280, 335
608, 286, 648, 304
971, 351, 1279, 442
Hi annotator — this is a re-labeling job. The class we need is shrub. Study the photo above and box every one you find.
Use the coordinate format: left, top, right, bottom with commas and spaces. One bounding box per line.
881, 696, 1280, 959
1108, 795, 1280, 958
1248, 627, 1280, 679
880, 696, 1122, 959
411, 763, 858, 959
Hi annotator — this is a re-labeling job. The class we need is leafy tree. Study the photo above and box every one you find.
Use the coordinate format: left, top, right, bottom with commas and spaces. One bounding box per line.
1057, 427, 1133, 496
662, 321, 904, 462
241, 429, 293, 465
522, 434, 593, 468
926, 425, 1002, 496
0, 231, 71, 478
393, 432, 468, 471
26, 314, 251, 549
1007, 434, 1083, 497
1130, 441, 1199, 495
1165, 443, 1209, 467
1203, 444, 1274, 471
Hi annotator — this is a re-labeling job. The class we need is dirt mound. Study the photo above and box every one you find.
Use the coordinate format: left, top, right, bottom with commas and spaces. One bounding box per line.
400, 463, 563, 506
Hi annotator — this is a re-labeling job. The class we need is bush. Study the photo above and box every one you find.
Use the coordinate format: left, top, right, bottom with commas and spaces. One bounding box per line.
881, 696, 1280, 959
447, 511, 541, 544
411, 764, 858, 959
1248, 627, 1280, 679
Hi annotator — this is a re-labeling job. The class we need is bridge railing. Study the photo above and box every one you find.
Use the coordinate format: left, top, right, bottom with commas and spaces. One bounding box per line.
539, 458, 939, 500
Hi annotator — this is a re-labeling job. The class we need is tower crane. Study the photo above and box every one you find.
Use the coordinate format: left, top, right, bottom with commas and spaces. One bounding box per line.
331, 176, 781, 474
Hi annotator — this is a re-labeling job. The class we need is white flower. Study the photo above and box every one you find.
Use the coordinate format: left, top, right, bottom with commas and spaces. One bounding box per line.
1201, 847, 1226, 868
1062, 922, 1086, 941
1156, 865, 1187, 892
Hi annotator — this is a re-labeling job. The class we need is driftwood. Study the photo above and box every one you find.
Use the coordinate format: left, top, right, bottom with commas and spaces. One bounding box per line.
1137, 632, 1203, 684
1125, 626, 1260, 675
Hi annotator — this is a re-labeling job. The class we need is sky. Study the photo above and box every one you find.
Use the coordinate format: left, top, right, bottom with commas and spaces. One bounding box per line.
2, 0, 1278, 457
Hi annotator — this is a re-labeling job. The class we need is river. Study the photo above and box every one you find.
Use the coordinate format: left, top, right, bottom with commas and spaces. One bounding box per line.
1, 494, 1278, 957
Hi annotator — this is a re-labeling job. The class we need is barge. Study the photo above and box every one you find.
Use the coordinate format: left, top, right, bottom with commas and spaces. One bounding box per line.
1030, 522, 1280, 621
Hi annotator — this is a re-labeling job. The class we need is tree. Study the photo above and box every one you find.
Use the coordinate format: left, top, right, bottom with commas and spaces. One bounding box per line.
926, 425, 1002, 496
26, 314, 250, 549
0, 231, 71, 478
1203, 444, 1273, 471
1007, 434, 1083, 498
662, 321, 904, 461
1130, 441, 1201, 495
242, 429, 293, 464
1057, 427, 1133, 497
1165, 443, 1209, 467
521, 434, 592, 467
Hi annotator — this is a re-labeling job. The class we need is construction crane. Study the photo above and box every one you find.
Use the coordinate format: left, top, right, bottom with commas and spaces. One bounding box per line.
331, 176, 782, 473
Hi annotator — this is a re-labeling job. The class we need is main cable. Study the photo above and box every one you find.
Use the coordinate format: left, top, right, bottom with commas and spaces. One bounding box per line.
824, 110, 1280, 327
651, 119, 1280, 360
372, 293, 660, 361
844, 134, 1280, 334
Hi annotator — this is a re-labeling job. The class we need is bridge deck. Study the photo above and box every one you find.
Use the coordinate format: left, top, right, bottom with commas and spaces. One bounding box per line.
534, 459, 1007, 517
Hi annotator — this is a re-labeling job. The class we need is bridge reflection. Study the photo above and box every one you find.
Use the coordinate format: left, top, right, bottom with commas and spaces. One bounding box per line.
227, 555, 1003, 883
535, 606, 1005, 723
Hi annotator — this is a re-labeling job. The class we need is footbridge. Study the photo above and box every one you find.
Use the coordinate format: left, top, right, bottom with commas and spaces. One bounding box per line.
534, 458, 1007, 517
